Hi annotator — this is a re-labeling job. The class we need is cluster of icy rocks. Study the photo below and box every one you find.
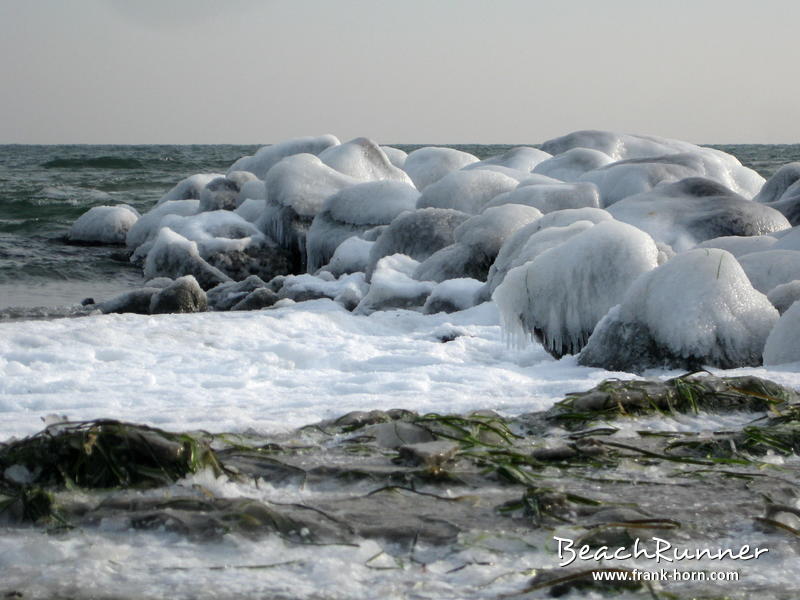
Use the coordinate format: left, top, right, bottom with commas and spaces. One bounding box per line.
69, 130, 800, 372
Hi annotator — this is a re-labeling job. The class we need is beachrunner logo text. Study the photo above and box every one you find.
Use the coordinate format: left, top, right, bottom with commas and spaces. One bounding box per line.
554, 536, 768, 567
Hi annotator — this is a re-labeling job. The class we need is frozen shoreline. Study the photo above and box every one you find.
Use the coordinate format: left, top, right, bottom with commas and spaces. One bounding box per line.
2, 299, 799, 442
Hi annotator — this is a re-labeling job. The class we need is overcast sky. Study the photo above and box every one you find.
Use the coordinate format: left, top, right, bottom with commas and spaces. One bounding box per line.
0, 0, 797, 144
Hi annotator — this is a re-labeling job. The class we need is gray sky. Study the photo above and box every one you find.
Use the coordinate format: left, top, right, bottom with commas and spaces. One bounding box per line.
0, 0, 797, 144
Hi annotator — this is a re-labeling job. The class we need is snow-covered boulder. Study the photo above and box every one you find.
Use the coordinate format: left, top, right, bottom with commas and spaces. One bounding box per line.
402, 147, 479, 190
532, 148, 614, 182
695, 235, 778, 257
484, 182, 601, 213
763, 301, 800, 365
257, 153, 360, 272
381, 146, 408, 169
772, 226, 800, 251
366, 208, 470, 281
767, 281, 800, 315
149, 275, 207, 314
143, 227, 232, 290
608, 178, 790, 252
68, 205, 139, 244
306, 180, 419, 272
753, 163, 800, 204
278, 272, 369, 310
318, 138, 413, 185
737, 250, 800, 294
227, 134, 340, 179
126, 199, 201, 256
423, 278, 483, 314
463, 146, 551, 173
156, 174, 224, 206
356, 254, 434, 314
413, 204, 542, 283
481, 207, 613, 299
97, 287, 160, 314
198, 172, 259, 212
494, 220, 659, 358
540, 129, 764, 198
416, 169, 518, 214
319, 236, 373, 278
579, 248, 779, 372
207, 275, 270, 311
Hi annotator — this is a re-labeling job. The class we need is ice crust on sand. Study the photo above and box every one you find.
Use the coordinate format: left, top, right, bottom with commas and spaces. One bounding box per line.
763, 300, 800, 365
608, 178, 790, 251
494, 220, 659, 357
579, 248, 779, 372
416, 169, 518, 214
68, 205, 139, 244
402, 147, 479, 190
306, 180, 419, 273
227, 134, 340, 179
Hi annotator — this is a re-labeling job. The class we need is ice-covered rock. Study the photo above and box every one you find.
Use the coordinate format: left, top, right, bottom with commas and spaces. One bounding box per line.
97, 287, 160, 314
68, 204, 139, 244
234, 198, 267, 223
126, 199, 201, 256
278, 272, 368, 310
760, 181, 800, 226
306, 180, 419, 272
257, 153, 360, 272
579, 248, 778, 372
318, 138, 413, 185
608, 178, 790, 252
365, 208, 470, 281
540, 130, 764, 198
402, 147, 479, 190
463, 146, 551, 173
532, 148, 614, 182
230, 287, 279, 311
481, 207, 613, 299
483, 182, 601, 213
380, 146, 408, 169
423, 278, 483, 314
695, 235, 778, 257
319, 236, 373, 278
737, 250, 800, 294
207, 275, 270, 311
198, 172, 259, 212
413, 204, 542, 282
763, 301, 800, 365
494, 220, 659, 358
149, 275, 208, 314
753, 163, 800, 204
143, 227, 232, 290
156, 174, 224, 206
767, 281, 800, 315
226, 134, 340, 179
416, 169, 518, 214
772, 225, 800, 251
356, 255, 434, 314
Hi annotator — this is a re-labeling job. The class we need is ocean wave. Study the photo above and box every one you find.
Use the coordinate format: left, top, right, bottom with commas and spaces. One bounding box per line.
41, 156, 145, 169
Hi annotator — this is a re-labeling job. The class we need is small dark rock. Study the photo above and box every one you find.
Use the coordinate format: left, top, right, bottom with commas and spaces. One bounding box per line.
149, 275, 207, 314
